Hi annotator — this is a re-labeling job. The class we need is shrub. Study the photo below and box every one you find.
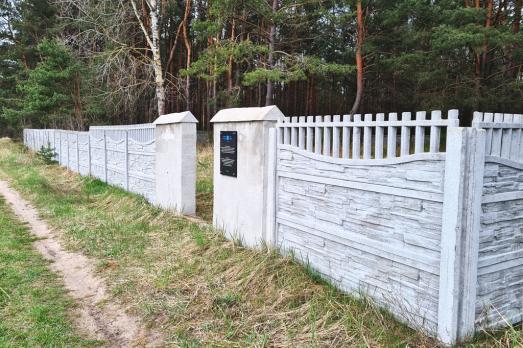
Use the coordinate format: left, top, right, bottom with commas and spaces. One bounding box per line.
37, 142, 58, 164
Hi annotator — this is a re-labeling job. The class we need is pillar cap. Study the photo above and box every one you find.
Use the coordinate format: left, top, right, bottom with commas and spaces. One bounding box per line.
211, 105, 285, 123
153, 111, 198, 125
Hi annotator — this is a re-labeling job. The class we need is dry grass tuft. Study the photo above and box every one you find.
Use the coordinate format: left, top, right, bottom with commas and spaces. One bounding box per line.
196, 143, 213, 222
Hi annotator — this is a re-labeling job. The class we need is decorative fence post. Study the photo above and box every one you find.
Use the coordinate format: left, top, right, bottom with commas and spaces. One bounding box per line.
437, 111, 486, 345
210, 106, 285, 248
153, 112, 198, 214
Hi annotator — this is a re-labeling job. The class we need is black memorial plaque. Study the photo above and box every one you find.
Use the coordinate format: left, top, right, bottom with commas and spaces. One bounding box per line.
220, 131, 237, 177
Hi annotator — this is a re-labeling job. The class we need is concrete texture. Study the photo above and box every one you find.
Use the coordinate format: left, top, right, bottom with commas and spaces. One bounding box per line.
211, 106, 284, 248
155, 121, 197, 214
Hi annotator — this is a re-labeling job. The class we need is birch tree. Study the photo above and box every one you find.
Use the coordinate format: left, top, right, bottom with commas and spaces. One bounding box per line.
130, 0, 166, 116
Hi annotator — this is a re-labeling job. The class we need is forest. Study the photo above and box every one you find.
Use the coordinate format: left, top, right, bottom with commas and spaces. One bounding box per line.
0, 0, 522, 135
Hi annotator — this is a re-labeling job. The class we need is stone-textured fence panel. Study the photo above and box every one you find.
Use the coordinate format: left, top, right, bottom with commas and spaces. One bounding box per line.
473, 112, 523, 329
276, 149, 445, 332
275, 111, 458, 334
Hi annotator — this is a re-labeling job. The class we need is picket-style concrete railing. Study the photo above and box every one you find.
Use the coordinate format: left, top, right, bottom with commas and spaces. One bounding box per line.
23, 112, 198, 214
278, 110, 459, 159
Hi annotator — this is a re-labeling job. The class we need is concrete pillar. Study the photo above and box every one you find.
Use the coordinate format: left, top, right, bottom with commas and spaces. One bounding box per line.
153, 111, 198, 214
211, 106, 284, 248
438, 126, 486, 345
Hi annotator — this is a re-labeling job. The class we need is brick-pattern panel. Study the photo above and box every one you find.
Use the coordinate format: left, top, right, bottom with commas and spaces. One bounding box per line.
476, 160, 523, 328
276, 147, 446, 333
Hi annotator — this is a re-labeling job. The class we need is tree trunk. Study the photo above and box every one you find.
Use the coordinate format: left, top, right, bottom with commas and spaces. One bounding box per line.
514, 0, 522, 33
482, 0, 493, 74
350, 0, 364, 115
149, 0, 166, 115
227, 19, 236, 102
265, 0, 278, 106
130, 0, 166, 116
73, 73, 84, 130
182, 0, 192, 110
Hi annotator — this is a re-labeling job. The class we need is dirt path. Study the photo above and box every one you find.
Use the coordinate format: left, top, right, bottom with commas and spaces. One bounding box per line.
0, 179, 161, 347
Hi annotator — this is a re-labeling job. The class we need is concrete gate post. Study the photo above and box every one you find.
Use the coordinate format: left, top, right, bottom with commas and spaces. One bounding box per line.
154, 111, 198, 214
211, 106, 284, 248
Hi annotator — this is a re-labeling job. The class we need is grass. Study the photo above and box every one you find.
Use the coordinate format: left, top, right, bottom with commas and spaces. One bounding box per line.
0, 137, 521, 347
196, 143, 213, 222
0, 189, 98, 347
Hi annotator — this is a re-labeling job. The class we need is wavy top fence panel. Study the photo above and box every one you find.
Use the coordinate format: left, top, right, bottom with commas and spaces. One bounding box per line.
472, 112, 523, 162
277, 110, 459, 160
90, 124, 155, 144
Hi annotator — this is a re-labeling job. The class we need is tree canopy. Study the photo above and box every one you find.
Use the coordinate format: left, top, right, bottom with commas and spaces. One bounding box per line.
1, 0, 522, 136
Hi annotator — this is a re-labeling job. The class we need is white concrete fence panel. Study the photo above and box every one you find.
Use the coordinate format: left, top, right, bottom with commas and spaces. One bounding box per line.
472, 113, 523, 331
24, 112, 197, 214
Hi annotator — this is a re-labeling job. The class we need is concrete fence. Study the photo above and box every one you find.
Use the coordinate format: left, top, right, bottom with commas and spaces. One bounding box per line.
210, 107, 523, 345
23, 112, 197, 214
23, 107, 523, 345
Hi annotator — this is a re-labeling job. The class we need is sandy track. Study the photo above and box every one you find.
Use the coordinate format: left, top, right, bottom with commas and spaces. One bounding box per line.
0, 179, 161, 347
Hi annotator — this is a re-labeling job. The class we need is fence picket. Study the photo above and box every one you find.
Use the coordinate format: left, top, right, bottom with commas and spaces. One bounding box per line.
306, 116, 314, 152
483, 113, 494, 155
352, 114, 361, 159
430, 111, 442, 153
400, 112, 411, 156
363, 114, 372, 159
375, 113, 384, 159
315, 116, 323, 154
283, 120, 290, 145
387, 113, 398, 158
342, 115, 351, 158
515, 114, 523, 161
291, 117, 298, 147
501, 114, 513, 159
298, 116, 306, 149
332, 115, 341, 158
491, 113, 504, 156
415, 111, 426, 153
323, 115, 332, 156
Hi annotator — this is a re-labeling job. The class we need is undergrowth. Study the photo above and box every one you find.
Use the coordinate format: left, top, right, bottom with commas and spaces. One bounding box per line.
196, 143, 213, 222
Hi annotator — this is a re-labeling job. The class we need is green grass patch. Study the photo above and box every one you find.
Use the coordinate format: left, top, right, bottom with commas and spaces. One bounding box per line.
196, 143, 213, 222
0, 194, 98, 347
